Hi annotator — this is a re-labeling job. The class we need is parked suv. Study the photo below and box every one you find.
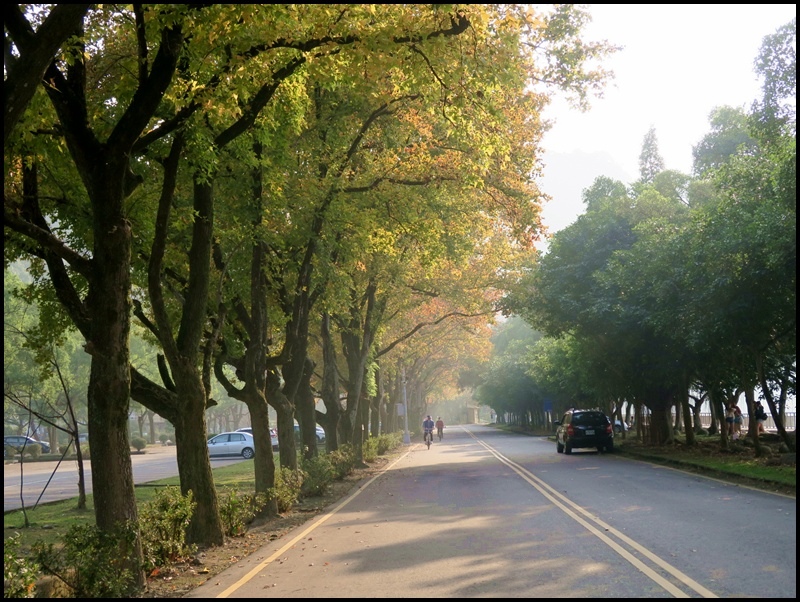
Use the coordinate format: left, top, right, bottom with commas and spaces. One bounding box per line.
554, 409, 614, 454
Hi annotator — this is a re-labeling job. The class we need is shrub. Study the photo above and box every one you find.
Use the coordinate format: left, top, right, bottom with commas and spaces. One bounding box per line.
363, 437, 378, 462
4, 444, 19, 460
376, 431, 402, 455
328, 444, 356, 480
130, 437, 148, 452
138, 486, 197, 572
32, 523, 137, 598
158, 433, 169, 444
23, 443, 42, 460
4, 532, 39, 598
300, 455, 334, 497
271, 467, 305, 513
218, 489, 271, 537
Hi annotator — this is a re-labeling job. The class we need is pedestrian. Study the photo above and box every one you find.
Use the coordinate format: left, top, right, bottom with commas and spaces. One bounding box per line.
755, 401, 768, 434
725, 405, 735, 437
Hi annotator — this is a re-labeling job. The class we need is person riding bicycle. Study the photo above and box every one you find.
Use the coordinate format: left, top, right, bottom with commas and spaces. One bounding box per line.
435, 417, 445, 440
422, 415, 435, 444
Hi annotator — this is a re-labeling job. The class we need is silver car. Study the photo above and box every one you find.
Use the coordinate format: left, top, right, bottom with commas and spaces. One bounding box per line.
207, 431, 255, 459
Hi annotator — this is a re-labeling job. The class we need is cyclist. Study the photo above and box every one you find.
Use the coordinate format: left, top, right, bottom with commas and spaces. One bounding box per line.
435, 416, 445, 440
422, 415, 435, 446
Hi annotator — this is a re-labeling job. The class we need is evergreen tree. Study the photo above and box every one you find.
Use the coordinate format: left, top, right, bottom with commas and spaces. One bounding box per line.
638, 126, 665, 183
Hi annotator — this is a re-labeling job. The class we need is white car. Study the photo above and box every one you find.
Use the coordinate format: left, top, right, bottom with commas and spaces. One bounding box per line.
207, 431, 255, 459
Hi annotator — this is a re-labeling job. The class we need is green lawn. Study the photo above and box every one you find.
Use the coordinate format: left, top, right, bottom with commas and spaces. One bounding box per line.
4, 459, 261, 553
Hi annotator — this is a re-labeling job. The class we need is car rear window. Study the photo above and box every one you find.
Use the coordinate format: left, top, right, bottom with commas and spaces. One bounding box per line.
572, 412, 608, 426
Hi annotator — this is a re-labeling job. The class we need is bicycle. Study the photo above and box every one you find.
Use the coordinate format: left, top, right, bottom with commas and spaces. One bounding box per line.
424, 429, 433, 449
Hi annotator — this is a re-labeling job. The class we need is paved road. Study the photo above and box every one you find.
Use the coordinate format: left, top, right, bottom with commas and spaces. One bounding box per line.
183, 424, 795, 599
4, 445, 244, 512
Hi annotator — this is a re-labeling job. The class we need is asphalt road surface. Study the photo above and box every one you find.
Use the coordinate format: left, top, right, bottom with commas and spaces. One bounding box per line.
5, 426, 795, 598
184, 424, 795, 599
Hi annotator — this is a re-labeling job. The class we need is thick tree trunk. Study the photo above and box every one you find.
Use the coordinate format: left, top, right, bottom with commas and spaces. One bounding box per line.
172, 366, 224, 546
680, 393, 695, 445
86, 209, 145, 589
319, 313, 340, 452
268, 369, 298, 471
296, 358, 319, 460
647, 405, 672, 445
246, 399, 277, 511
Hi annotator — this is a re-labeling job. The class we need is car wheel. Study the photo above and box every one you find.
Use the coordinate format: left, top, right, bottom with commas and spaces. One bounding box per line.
241, 447, 255, 459
605, 441, 614, 453
556, 441, 564, 453
565, 443, 572, 455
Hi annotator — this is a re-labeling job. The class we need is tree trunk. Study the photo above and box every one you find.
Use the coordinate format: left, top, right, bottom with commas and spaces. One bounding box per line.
245, 398, 277, 514
319, 313, 340, 452
86, 203, 145, 589
172, 366, 224, 546
296, 357, 318, 460
268, 369, 298, 471
680, 391, 695, 446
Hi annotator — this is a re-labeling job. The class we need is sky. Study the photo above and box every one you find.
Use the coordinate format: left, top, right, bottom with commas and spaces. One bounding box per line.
537, 3, 797, 235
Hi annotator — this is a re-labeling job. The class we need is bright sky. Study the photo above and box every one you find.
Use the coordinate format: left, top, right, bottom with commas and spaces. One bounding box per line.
539, 3, 797, 232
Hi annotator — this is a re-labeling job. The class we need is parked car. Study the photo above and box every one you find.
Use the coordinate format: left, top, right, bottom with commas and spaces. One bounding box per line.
207, 431, 255, 459
235, 427, 279, 451
293, 423, 326, 444
554, 409, 614, 454
4, 435, 51, 456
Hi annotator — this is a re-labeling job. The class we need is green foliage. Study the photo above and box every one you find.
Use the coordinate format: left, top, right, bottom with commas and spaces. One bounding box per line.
218, 489, 271, 537
138, 487, 197, 572
4, 444, 19, 461
32, 523, 137, 598
300, 456, 335, 497
271, 468, 305, 513
22, 443, 42, 460
130, 437, 148, 452
363, 437, 378, 463
327, 444, 356, 480
158, 433, 169, 444
374, 432, 402, 455
3, 532, 39, 598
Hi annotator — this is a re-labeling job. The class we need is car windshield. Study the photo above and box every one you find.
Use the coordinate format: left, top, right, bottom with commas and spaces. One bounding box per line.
572, 412, 607, 426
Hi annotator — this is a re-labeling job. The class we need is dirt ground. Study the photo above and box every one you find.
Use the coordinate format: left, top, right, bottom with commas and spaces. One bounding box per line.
137, 456, 392, 598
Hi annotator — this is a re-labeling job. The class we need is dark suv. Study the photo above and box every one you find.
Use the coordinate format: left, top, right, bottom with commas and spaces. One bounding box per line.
554, 409, 614, 454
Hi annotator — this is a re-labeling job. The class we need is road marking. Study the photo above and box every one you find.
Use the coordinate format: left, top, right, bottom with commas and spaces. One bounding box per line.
467, 430, 718, 598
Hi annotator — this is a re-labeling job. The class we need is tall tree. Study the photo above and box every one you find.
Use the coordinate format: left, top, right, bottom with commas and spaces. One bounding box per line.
4, 6, 188, 585
638, 126, 665, 183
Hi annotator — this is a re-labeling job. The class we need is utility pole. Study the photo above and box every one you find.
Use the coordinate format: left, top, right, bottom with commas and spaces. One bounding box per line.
402, 367, 410, 444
